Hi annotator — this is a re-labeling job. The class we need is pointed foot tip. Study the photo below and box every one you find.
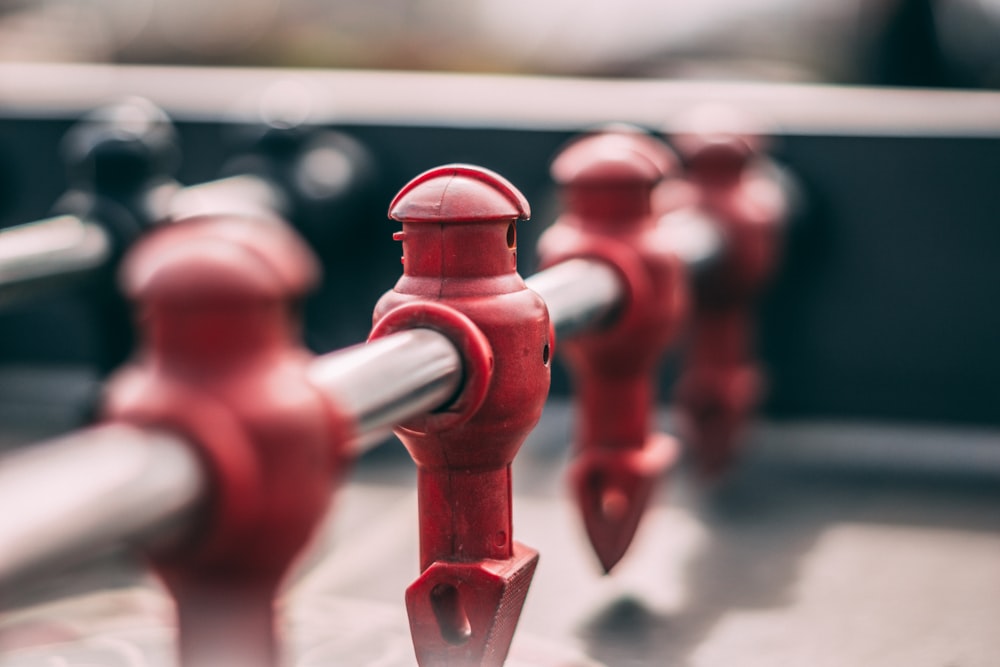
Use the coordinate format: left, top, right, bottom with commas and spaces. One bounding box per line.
591, 533, 630, 574
598, 558, 621, 576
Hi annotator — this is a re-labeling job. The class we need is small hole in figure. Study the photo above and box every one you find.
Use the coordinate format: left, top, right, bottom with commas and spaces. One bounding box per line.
542, 343, 550, 365
601, 487, 628, 522
430, 583, 472, 645
506, 222, 516, 249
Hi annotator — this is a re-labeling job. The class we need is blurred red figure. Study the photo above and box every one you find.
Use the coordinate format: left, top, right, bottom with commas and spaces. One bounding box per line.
538, 132, 687, 573
669, 114, 790, 477
371, 165, 551, 666
104, 215, 352, 667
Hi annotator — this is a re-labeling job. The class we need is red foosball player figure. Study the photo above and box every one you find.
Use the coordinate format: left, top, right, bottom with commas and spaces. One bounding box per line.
371, 165, 551, 667
538, 131, 688, 573
669, 116, 791, 478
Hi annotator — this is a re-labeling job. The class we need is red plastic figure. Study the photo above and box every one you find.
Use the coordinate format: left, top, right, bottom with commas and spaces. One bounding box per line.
538, 132, 688, 573
103, 214, 354, 667
670, 122, 789, 477
370, 165, 551, 667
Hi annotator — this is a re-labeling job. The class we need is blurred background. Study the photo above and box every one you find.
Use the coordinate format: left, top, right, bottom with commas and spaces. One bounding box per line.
1, 0, 999, 87
1, 4, 999, 667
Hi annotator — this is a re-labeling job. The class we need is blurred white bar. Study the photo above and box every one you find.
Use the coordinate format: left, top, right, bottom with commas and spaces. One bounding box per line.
0, 215, 112, 306
168, 174, 287, 220
2, 63, 1000, 136
658, 207, 726, 273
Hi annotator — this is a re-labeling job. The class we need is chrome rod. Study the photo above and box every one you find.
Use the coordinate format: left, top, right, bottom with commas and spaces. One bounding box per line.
308, 328, 463, 452
0, 174, 285, 309
0, 423, 205, 586
0, 215, 112, 306
659, 207, 726, 274
168, 174, 287, 221
526, 258, 623, 339
523, 222, 723, 339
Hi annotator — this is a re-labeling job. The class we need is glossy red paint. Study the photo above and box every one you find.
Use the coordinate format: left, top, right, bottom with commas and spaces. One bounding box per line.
538, 132, 687, 573
371, 165, 551, 667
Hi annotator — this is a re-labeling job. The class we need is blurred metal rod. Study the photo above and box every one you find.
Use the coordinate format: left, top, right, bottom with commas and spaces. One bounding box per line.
526, 258, 623, 339
0, 175, 285, 310
659, 207, 725, 275
167, 174, 286, 221
0, 215, 112, 306
0, 423, 204, 586
523, 223, 723, 340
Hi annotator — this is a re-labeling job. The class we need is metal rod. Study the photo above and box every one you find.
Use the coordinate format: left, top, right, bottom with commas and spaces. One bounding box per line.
0, 215, 112, 306
0, 174, 285, 310
523, 220, 724, 340
0, 423, 205, 586
167, 174, 287, 221
308, 328, 463, 452
658, 207, 726, 275
526, 258, 623, 339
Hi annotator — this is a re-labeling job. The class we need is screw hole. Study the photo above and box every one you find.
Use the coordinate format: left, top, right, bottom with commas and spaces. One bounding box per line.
506, 222, 516, 249
430, 583, 472, 645
542, 343, 550, 366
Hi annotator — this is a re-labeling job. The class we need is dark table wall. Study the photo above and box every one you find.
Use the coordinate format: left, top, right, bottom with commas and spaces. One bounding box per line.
1, 76, 999, 427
